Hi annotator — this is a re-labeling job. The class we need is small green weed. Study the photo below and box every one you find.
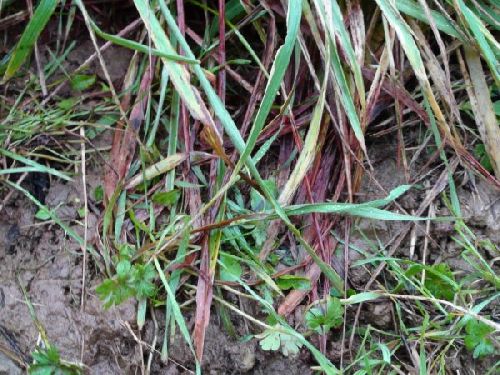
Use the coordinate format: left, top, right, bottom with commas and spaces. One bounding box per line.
96, 245, 157, 308
29, 345, 83, 375
305, 296, 343, 335
464, 319, 496, 359
256, 324, 303, 357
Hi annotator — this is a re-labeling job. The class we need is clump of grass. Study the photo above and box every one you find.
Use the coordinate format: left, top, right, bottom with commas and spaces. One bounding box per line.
1, 0, 499, 373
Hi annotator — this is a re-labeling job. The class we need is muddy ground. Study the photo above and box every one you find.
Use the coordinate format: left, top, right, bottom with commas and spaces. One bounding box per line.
0, 169, 313, 374
1, 135, 498, 374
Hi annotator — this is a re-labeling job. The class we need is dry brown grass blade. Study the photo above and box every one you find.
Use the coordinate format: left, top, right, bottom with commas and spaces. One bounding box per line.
462, 47, 500, 179
410, 20, 462, 125
277, 140, 343, 316
193, 239, 212, 361
0, 9, 28, 30
104, 58, 155, 201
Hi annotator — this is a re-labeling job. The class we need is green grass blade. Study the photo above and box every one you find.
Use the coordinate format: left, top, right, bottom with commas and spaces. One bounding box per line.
310, 0, 366, 151
223, 0, 302, 173
328, 38, 366, 151
279, 46, 328, 204
154, 257, 199, 367
396, 0, 463, 40
158, 1, 245, 153
133, 0, 220, 133
263, 185, 426, 221
375, 0, 427, 81
3, 0, 59, 81
147, 65, 170, 149
0, 148, 71, 181
159, 0, 344, 291
318, 0, 365, 108
456, 0, 500, 84
342, 292, 381, 305
90, 19, 199, 64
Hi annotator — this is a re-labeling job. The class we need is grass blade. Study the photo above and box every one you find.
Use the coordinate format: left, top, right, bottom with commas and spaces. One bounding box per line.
234, 0, 302, 169
279, 47, 329, 204
0, 148, 71, 181
463, 47, 500, 177
133, 0, 223, 156
456, 0, 500, 84
154, 258, 199, 369
3, 0, 59, 81
396, 0, 463, 40
159, 0, 345, 291
90, 19, 199, 64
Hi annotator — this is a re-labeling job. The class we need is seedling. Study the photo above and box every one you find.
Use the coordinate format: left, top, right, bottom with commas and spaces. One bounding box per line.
464, 319, 495, 359
305, 296, 343, 335
96, 245, 156, 309
256, 324, 303, 357
29, 345, 83, 375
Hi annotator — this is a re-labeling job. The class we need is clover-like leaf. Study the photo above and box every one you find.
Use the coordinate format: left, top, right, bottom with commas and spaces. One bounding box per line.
464, 319, 495, 359
280, 332, 303, 356
95, 278, 134, 309
131, 263, 157, 298
257, 330, 280, 352
256, 324, 303, 357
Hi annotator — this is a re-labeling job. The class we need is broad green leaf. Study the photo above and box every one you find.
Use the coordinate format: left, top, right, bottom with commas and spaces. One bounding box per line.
423, 264, 456, 301
256, 325, 303, 357
152, 190, 180, 206
132, 263, 157, 298
305, 297, 343, 334
465, 319, 495, 359
116, 259, 131, 278
258, 330, 280, 351
276, 275, 311, 291
57, 97, 78, 110
35, 208, 51, 221
70, 74, 95, 91
280, 333, 303, 356
219, 253, 242, 282
250, 180, 276, 211
93, 185, 104, 202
